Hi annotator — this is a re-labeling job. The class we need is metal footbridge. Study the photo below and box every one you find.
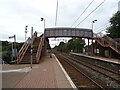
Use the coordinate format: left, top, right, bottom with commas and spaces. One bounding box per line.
16, 27, 120, 64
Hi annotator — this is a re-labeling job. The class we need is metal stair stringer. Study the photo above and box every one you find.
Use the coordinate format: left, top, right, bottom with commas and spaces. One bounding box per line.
17, 37, 31, 64
36, 35, 44, 63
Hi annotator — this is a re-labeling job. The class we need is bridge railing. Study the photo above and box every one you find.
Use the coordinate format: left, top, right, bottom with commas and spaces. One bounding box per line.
94, 33, 108, 46
103, 35, 120, 54
36, 35, 44, 63
17, 37, 31, 64
17, 36, 36, 64
93, 32, 120, 54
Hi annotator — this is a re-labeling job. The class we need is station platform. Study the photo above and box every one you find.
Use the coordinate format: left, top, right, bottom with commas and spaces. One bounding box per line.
71, 53, 120, 65
14, 54, 76, 88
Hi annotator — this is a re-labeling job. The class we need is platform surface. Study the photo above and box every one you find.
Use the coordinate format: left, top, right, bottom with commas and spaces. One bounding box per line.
2, 64, 30, 88
14, 54, 74, 88
72, 53, 120, 64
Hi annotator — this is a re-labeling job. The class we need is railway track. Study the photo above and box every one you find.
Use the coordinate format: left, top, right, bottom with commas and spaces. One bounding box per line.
55, 53, 107, 89
54, 52, 120, 89
70, 54, 120, 75
70, 53, 120, 74
66, 54, 120, 83
64, 54, 120, 87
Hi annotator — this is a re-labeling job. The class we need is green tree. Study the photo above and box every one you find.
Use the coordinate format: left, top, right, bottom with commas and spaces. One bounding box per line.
107, 11, 120, 38
67, 38, 85, 53
54, 38, 85, 53
2, 41, 23, 63
57, 42, 66, 52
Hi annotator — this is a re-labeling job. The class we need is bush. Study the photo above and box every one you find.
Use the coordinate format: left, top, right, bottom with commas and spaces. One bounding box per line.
2, 51, 11, 63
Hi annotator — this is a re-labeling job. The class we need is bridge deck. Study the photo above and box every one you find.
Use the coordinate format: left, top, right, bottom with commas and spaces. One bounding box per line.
15, 54, 75, 88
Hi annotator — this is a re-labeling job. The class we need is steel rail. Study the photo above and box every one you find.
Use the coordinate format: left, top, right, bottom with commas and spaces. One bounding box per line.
63, 54, 120, 85
56, 53, 106, 90
70, 54, 120, 75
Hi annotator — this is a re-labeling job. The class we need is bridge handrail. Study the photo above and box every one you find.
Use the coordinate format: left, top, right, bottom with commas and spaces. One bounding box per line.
94, 33, 108, 45
17, 36, 36, 64
17, 37, 31, 63
93, 32, 120, 54
36, 35, 44, 63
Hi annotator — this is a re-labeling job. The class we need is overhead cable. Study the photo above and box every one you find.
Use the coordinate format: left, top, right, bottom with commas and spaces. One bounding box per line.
71, 0, 95, 27
75, 0, 106, 28
95, 22, 110, 30
97, 29, 107, 33
97, 26, 109, 33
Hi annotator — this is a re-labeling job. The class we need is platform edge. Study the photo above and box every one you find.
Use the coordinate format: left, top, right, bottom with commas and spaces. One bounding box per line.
53, 54, 78, 90
71, 53, 120, 65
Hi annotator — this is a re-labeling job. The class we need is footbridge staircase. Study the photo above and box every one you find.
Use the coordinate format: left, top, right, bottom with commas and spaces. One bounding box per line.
17, 33, 44, 64
93, 32, 120, 55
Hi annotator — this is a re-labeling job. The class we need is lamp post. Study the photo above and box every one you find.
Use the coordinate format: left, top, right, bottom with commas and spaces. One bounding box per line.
91, 19, 97, 55
41, 17, 46, 55
9, 35, 16, 62
41, 18, 45, 32
25, 25, 28, 41
92, 19, 97, 32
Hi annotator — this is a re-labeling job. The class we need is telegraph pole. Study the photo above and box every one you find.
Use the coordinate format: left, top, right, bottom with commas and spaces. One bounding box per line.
55, 0, 59, 26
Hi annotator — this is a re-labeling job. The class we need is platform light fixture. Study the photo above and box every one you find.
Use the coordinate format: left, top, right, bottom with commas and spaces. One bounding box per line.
25, 25, 28, 41
92, 19, 97, 32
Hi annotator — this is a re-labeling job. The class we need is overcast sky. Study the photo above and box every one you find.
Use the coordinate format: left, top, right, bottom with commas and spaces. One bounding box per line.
0, 0, 119, 47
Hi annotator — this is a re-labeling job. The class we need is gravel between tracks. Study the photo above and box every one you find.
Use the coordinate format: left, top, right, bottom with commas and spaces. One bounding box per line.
55, 53, 101, 89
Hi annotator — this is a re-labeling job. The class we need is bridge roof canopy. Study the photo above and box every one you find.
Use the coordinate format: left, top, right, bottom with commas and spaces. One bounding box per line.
45, 27, 93, 38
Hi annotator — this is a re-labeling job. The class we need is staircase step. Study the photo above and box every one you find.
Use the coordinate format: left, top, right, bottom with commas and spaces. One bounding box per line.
23, 57, 36, 60
20, 61, 36, 64
19, 37, 42, 64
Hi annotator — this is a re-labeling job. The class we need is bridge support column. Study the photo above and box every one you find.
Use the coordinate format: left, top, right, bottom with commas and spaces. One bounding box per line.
95, 41, 97, 55
88, 39, 90, 56
44, 38, 47, 56
91, 39, 94, 55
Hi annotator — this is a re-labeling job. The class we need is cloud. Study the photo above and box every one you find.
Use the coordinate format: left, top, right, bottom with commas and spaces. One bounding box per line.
0, 0, 119, 44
